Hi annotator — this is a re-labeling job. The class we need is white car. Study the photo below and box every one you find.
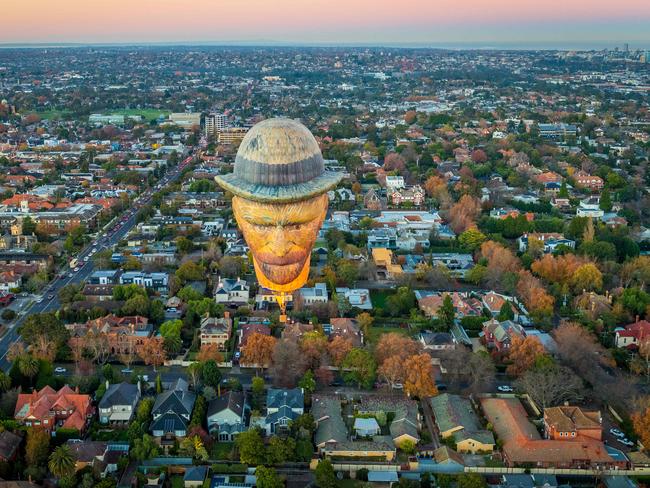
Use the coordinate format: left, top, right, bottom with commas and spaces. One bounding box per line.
610, 428, 625, 438
497, 385, 514, 392
392, 383, 404, 390
617, 438, 635, 447
73, 267, 80, 272
121, 368, 133, 374
54, 367, 66, 374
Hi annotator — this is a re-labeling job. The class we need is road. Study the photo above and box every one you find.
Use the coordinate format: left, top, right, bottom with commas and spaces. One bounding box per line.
0, 153, 196, 372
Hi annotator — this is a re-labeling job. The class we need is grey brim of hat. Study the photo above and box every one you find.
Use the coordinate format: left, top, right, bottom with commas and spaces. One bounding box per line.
215, 171, 344, 204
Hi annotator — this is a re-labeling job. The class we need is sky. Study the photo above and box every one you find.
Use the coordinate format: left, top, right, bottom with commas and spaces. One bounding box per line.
3, 0, 650, 49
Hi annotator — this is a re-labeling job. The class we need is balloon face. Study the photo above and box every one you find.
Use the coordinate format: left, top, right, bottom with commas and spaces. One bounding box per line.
232, 193, 328, 293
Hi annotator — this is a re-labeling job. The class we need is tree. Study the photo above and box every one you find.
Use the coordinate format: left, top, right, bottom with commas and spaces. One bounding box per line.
357, 312, 374, 337
327, 336, 353, 367
298, 370, 316, 394
270, 338, 306, 388
236, 429, 266, 465
18, 312, 69, 351
471, 148, 487, 163
131, 434, 159, 461
255, 466, 284, 488
457, 473, 487, 488
342, 348, 376, 389
385, 286, 417, 317
48, 445, 76, 479
506, 336, 547, 377
378, 355, 404, 388
267, 436, 296, 464
458, 227, 486, 252
480, 241, 521, 289
448, 195, 482, 234
314, 459, 337, 488
202, 359, 222, 388
570, 263, 603, 293
196, 344, 224, 363
599, 188, 613, 212
497, 302, 515, 321
516, 270, 554, 319
438, 294, 455, 328
159, 319, 183, 355
441, 348, 496, 394
180, 435, 209, 461
241, 333, 277, 371
403, 354, 438, 398
374, 333, 422, 366
632, 405, 650, 449
18, 354, 39, 383
26, 428, 50, 466
515, 364, 584, 409
138, 338, 166, 372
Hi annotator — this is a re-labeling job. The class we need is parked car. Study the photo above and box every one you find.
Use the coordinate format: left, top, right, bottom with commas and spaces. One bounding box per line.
121, 368, 133, 374
610, 428, 625, 438
617, 438, 635, 447
497, 385, 514, 392
392, 383, 404, 390
54, 367, 66, 374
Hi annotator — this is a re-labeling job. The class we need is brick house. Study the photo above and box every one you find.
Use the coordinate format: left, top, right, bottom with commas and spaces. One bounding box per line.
544, 406, 602, 441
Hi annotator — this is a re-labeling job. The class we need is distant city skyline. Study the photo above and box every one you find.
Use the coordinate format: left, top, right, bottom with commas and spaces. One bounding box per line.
3, 0, 650, 49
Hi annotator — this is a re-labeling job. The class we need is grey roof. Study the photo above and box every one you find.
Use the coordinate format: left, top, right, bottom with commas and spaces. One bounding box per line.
0, 430, 22, 460
184, 466, 208, 482
312, 395, 347, 446
152, 378, 195, 418
207, 390, 246, 419
429, 394, 494, 445
150, 412, 188, 434
266, 388, 304, 410
99, 382, 139, 409
266, 405, 300, 425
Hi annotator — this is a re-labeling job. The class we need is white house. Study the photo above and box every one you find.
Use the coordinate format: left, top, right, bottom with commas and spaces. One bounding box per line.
207, 391, 247, 441
213, 277, 250, 305
335, 287, 373, 310
577, 197, 604, 219
299, 283, 328, 305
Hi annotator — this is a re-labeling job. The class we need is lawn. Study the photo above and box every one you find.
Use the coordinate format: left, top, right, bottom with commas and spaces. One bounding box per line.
366, 326, 410, 344
370, 289, 390, 309
170, 475, 184, 488
109, 108, 171, 120
30, 109, 73, 120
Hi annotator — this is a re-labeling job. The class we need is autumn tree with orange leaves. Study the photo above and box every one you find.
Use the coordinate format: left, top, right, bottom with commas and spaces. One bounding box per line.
632, 403, 650, 448
448, 195, 482, 234
139, 337, 166, 372
300, 331, 329, 369
517, 270, 555, 320
506, 336, 547, 377
327, 336, 354, 367
480, 241, 521, 289
531, 254, 587, 286
241, 333, 277, 371
197, 344, 224, 363
374, 333, 422, 366
424, 176, 451, 208
403, 354, 438, 398
378, 355, 404, 388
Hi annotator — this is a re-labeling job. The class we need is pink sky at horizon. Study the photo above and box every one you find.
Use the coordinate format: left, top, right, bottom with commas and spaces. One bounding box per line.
4, 0, 650, 44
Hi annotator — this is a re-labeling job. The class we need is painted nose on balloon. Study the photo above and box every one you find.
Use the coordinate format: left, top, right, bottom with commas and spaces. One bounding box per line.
268, 227, 291, 256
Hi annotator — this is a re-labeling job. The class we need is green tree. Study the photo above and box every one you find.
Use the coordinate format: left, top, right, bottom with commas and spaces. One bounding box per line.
298, 370, 316, 394
457, 473, 487, 488
48, 445, 76, 479
458, 227, 486, 251
255, 466, 284, 488
235, 429, 266, 465
252, 376, 265, 410
18, 312, 69, 350
497, 302, 515, 321
21, 216, 37, 234
438, 294, 455, 328
131, 434, 159, 461
342, 348, 376, 389
600, 188, 613, 212
26, 428, 50, 466
202, 360, 222, 388
314, 459, 337, 488
266, 436, 295, 465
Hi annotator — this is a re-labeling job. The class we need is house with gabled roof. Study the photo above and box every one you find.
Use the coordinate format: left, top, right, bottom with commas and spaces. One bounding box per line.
429, 394, 494, 453
14, 385, 94, 434
264, 388, 304, 435
213, 277, 250, 305
207, 390, 247, 441
150, 378, 196, 447
98, 381, 141, 425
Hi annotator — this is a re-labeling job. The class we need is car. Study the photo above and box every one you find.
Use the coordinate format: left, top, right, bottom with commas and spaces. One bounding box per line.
610, 428, 625, 438
47, 294, 54, 300
92, 248, 97, 253
36, 297, 44, 303
83, 257, 89, 262
392, 382, 404, 390
54, 367, 66, 374
121, 368, 134, 374
73, 267, 79, 272
497, 385, 514, 392
617, 438, 635, 447
234, 351, 241, 359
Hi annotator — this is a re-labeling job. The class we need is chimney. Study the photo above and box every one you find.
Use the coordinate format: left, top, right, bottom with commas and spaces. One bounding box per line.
105, 379, 109, 390
224, 311, 230, 319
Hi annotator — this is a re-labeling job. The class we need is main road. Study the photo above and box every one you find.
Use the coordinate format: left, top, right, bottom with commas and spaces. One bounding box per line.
0, 153, 196, 371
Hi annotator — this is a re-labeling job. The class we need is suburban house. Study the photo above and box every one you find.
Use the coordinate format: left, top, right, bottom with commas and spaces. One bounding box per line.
207, 391, 247, 441
429, 253, 475, 278
481, 397, 624, 469
576, 197, 604, 219
65, 440, 129, 476
517, 233, 576, 254
573, 171, 604, 191
357, 396, 420, 448
298, 282, 329, 305
390, 185, 425, 206
312, 395, 347, 451
150, 378, 196, 446
199, 312, 233, 351
544, 406, 602, 441
354, 417, 381, 437
98, 381, 141, 425
615, 319, 650, 349
481, 318, 526, 352
67, 315, 153, 357
213, 277, 250, 305
264, 388, 304, 435
429, 394, 494, 454
416, 291, 483, 319
239, 322, 271, 348
335, 287, 373, 310
119, 271, 169, 294
14, 385, 94, 434
327, 317, 363, 346
419, 331, 456, 351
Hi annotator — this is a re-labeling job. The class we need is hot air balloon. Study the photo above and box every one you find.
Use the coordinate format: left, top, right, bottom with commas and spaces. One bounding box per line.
215, 118, 343, 321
